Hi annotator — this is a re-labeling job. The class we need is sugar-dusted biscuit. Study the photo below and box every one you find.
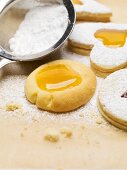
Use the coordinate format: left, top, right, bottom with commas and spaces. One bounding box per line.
72, 0, 112, 22
69, 23, 127, 77
98, 69, 127, 130
25, 60, 96, 113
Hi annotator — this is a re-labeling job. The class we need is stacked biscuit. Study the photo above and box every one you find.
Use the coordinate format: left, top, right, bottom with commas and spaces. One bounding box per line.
68, 0, 127, 130
98, 69, 127, 131
72, 0, 112, 22
69, 23, 127, 77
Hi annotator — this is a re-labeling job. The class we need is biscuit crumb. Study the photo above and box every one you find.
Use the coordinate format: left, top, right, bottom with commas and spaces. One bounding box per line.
20, 132, 24, 138
6, 103, 21, 111
44, 128, 59, 143
96, 118, 103, 124
61, 127, 72, 138
81, 125, 86, 130
24, 127, 28, 131
79, 113, 84, 117
32, 117, 39, 123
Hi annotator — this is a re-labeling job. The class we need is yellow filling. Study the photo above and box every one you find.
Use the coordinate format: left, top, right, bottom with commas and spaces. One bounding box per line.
36, 64, 82, 92
94, 29, 127, 47
72, 0, 83, 5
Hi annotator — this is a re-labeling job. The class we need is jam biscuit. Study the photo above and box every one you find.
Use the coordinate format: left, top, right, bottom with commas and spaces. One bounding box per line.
72, 0, 112, 22
25, 60, 96, 113
98, 69, 127, 130
69, 23, 127, 77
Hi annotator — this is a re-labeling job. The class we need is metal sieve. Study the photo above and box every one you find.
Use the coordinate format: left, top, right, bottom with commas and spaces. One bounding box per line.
0, 0, 75, 67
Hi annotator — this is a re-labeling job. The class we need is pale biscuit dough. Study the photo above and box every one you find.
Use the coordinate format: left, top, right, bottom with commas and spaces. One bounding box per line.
69, 23, 127, 77
72, 0, 112, 22
25, 60, 96, 112
98, 69, 127, 130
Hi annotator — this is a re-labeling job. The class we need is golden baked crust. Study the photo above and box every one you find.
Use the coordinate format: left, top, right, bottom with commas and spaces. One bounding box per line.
68, 40, 93, 51
76, 12, 112, 22
69, 45, 91, 56
25, 60, 96, 113
91, 62, 127, 78
90, 65, 110, 78
68, 40, 92, 56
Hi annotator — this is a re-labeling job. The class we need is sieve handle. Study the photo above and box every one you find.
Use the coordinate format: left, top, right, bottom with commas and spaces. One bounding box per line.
0, 57, 14, 69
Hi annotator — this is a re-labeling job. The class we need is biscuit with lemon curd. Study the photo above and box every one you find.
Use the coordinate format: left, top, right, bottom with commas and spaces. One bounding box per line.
25, 60, 96, 113
98, 69, 127, 130
69, 23, 127, 77
72, 0, 112, 22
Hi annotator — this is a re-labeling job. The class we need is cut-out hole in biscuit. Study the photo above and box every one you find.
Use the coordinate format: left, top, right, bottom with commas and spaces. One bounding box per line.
72, 0, 83, 5
94, 29, 127, 48
121, 90, 127, 98
36, 64, 82, 92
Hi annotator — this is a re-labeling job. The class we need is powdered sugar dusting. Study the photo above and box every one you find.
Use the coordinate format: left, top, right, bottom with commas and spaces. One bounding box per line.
74, 0, 111, 14
14, 0, 63, 10
9, 3, 68, 56
91, 41, 127, 68
99, 69, 127, 121
0, 73, 106, 127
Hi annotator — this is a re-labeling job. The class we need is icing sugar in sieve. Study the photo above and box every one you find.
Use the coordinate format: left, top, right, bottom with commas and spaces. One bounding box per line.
0, 0, 75, 65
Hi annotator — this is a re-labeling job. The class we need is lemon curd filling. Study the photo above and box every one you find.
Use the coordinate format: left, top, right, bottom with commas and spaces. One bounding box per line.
36, 64, 82, 92
94, 29, 127, 47
72, 0, 83, 5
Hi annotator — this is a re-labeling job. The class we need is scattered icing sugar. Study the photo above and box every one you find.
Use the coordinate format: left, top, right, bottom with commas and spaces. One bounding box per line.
0, 73, 106, 127
99, 69, 127, 121
69, 23, 127, 69
74, 0, 111, 14
9, 2, 68, 56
